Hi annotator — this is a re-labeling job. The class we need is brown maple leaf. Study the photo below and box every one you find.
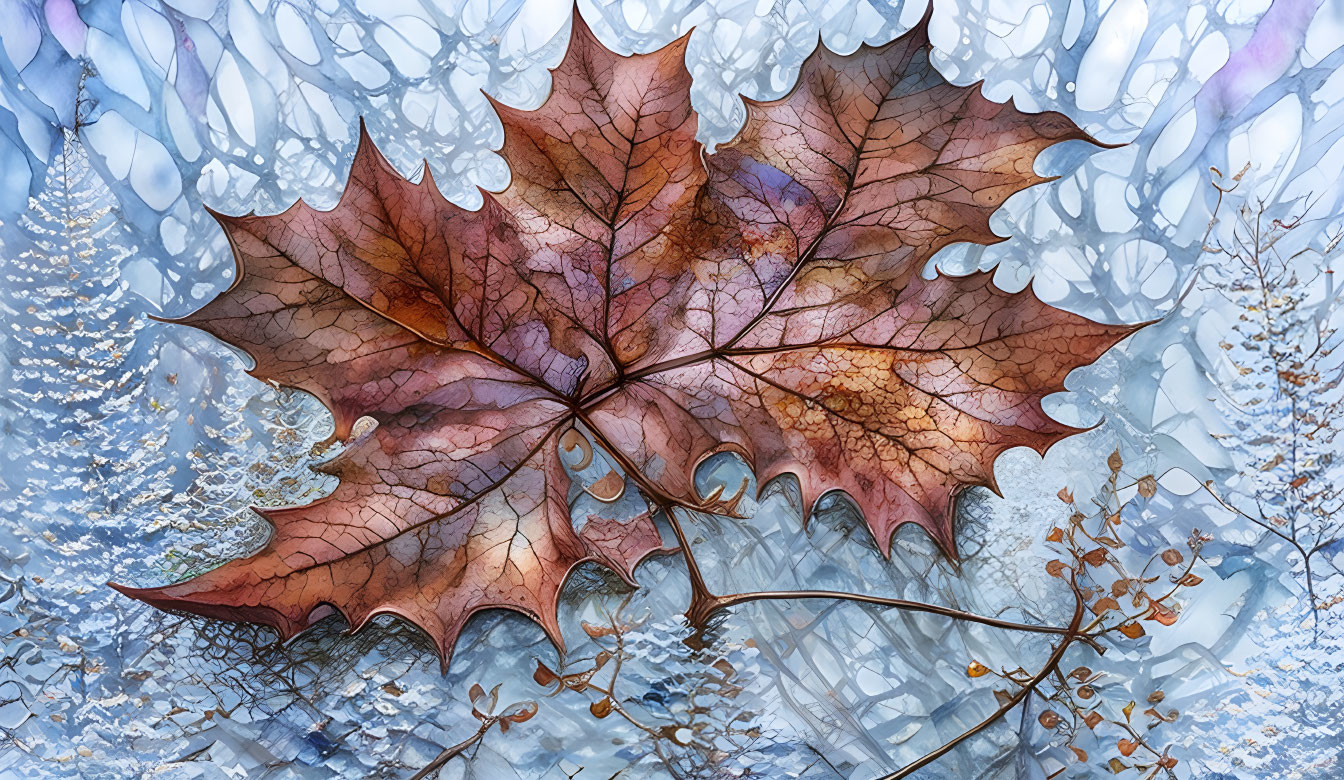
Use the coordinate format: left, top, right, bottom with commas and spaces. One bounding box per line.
111, 8, 1139, 667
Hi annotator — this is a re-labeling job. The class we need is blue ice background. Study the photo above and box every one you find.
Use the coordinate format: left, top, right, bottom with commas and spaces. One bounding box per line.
1, 0, 1342, 777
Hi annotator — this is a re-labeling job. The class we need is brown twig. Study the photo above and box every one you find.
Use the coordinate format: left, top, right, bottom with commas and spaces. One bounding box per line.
409, 720, 492, 780
691, 589, 1076, 638
877, 579, 1087, 780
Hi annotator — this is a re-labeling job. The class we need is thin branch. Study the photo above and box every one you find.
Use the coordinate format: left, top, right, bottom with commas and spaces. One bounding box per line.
878, 580, 1087, 780
410, 721, 491, 780
704, 590, 1075, 638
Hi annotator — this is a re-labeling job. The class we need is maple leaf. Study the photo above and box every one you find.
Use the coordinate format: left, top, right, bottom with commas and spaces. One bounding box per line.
111, 8, 1140, 667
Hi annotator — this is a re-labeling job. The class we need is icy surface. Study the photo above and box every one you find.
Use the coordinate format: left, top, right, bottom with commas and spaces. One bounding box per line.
1, 0, 1343, 777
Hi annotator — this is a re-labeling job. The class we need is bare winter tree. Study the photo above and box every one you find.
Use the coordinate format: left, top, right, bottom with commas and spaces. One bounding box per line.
1204, 167, 1344, 611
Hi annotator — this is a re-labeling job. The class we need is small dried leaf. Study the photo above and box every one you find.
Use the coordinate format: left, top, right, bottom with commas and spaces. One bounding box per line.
1046, 560, 1067, 578
1122, 700, 1136, 720
1147, 690, 1166, 704
1084, 711, 1104, 729
469, 683, 486, 709
581, 620, 616, 639
1038, 710, 1062, 729
503, 700, 538, 723
589, 698, 613, 719
1071, 746, 1089, 762
993, 689, 1014, 707
1091, 597, 1120, 614
1178, 574, 1204, 587
1077, 684, 1096, 700
1068, 666, 1093, 682
1117, 738, 1138, 757
1111, 579, 1130, 596
1158, 755, 1179, 769
967, 661, 991, 678
1146, 603, 1179, 626
1160, 549, 1184, 566
1058, 487, 1075, 504
533, 661, 560, 689
1144, 707, 1180, 724
1082, 548, 1109, 566
1137, 475, 1158, 498
1045, 527, 1064, 543
560, 669, 597, 692
1119, 622, 1145, 639
1107, 449, 1123, 473
1108, 758, 1128, 773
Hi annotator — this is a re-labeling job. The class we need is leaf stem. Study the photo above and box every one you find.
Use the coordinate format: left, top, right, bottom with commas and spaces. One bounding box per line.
662, 507, 722, 625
